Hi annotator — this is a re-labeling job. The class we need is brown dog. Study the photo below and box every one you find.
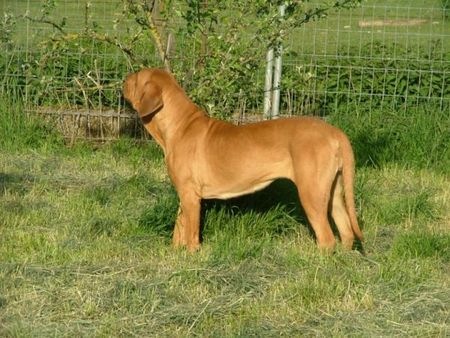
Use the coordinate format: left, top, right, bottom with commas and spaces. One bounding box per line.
123, 68, 363, 252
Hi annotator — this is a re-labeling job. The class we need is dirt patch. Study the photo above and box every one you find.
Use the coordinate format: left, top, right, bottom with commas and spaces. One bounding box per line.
358, 19, 429, 28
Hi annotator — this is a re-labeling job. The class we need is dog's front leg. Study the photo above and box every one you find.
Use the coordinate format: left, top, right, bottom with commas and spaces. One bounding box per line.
172, 191, 201, 252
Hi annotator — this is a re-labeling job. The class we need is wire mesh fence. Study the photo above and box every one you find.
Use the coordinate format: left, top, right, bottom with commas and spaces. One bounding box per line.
282, 1, 449, 116
1, 0, 448, 141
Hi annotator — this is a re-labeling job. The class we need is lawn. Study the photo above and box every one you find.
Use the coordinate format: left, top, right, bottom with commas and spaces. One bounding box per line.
0, 98, 449, 336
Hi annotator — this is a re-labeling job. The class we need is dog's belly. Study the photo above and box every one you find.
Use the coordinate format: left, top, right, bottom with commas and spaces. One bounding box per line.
199, 158, 294, 200
202, 179, 275, 200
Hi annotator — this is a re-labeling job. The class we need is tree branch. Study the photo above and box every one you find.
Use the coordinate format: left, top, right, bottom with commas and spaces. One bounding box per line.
126, 0, 171, 72
23, 13, 66, 35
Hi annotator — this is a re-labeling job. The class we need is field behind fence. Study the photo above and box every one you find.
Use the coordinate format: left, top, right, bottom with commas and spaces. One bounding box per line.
1, 0, 449, 141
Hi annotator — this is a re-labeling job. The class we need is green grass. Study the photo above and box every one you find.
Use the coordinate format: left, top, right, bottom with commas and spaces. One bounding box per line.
329, 106, 450, 174
0, 98, 449, 336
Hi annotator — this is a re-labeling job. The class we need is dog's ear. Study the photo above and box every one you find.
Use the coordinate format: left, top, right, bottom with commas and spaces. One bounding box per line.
138, 81, 163, 117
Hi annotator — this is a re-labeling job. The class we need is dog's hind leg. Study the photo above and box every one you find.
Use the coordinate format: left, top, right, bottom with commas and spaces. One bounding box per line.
330, 173, 354, 250
294, 167, 336, 251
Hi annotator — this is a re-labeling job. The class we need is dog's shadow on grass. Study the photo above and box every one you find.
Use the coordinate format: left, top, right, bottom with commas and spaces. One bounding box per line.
201, 178, 365, 252
201, 178, 313, 237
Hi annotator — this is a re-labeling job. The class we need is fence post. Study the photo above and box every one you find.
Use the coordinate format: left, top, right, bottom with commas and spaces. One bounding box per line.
271, 4, 285, 119
264, 4, 285, 120
263, 48, 274, 118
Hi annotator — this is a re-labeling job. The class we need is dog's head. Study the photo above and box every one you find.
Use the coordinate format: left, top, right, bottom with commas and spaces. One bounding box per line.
123, 68, 165, 118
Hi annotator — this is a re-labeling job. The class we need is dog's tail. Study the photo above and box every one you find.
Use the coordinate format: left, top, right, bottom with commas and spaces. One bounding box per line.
340, 134, 363, 241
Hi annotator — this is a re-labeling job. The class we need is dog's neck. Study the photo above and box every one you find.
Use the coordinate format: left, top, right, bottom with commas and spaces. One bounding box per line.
141, 88, 209, 154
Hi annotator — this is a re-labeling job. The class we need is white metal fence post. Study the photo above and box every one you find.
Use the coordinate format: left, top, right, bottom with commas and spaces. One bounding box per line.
265, 4, 285, 120
263, 48, 274, 119
271, 4, 285, 119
